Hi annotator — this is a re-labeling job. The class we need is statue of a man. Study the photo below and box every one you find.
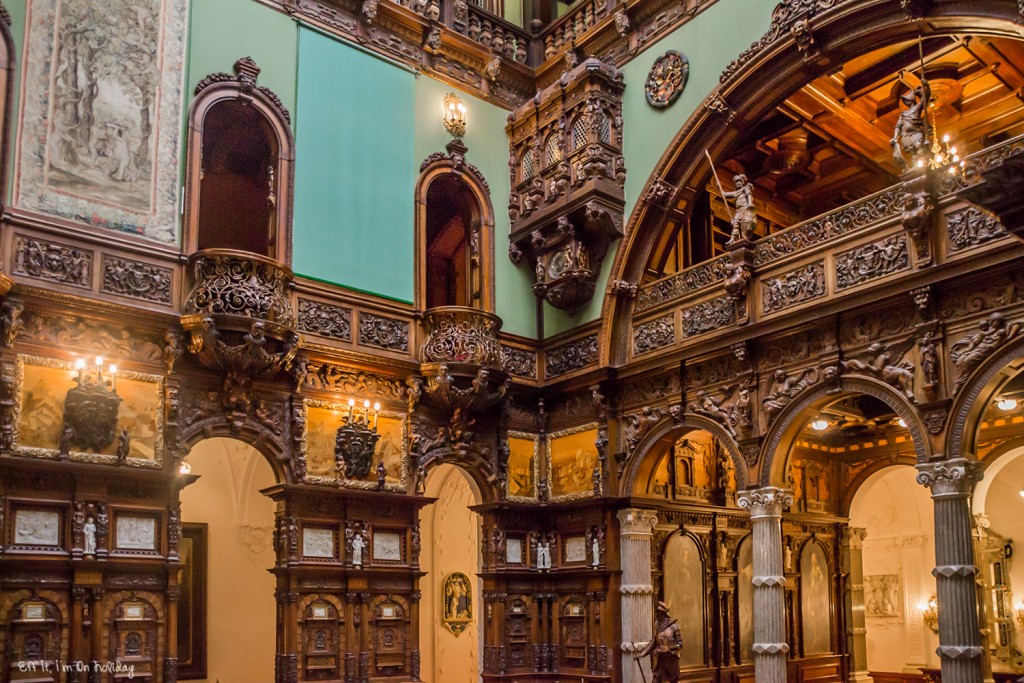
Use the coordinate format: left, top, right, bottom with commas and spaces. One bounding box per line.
722, 174, 756, 243
635, 601, 683, 683
891, 86, 927, 169
83, 516, 97, 557
351, 531, 365, 567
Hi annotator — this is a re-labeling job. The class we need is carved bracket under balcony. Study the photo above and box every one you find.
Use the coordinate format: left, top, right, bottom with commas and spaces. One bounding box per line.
960, 148, 1024, 243
416, 307, 509, 436
506, 57, 625, 312
181, 249, 302, 380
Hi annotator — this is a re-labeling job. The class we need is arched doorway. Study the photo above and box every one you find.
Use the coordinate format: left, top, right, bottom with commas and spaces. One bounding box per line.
418, 464, 484, 683
178, 438, 278, 681
849, 466, 938, 677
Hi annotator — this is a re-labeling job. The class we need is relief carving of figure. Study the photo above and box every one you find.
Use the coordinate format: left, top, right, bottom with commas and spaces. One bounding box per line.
841, 341, 916, 400
762, 368, 819, 419
950, 312, 1022, 390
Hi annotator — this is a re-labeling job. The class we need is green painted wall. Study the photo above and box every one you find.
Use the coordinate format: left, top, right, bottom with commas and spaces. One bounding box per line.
293, 28, 416, 302
542, 0, 777, 337
413, 76, 536, 337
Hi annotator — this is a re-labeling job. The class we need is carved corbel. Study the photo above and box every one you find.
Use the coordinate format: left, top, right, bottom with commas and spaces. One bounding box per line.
704, 91, 736, 124
900, 176, 936, 267
361, 0, 378, 23
790, 19, 822, 64
644, 179, 675, 208
609, 279, 638, 298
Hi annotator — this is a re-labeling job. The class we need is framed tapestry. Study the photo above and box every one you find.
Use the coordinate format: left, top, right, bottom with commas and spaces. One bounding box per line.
14, 0, 189, 243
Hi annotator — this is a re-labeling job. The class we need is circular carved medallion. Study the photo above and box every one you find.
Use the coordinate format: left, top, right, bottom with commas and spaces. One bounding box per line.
645, 50, 689, 108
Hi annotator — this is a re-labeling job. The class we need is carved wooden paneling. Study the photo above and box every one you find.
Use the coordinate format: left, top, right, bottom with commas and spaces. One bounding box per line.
13, 237, 92, 288
834, 234, 908, 290
544, 335, 599, 378
761, 261, 825, 314
358, 313, 409, 352
101, 256, 172, 304
298, 299, 352, 341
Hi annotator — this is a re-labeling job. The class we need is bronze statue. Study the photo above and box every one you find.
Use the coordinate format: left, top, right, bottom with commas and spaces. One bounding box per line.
635, 601, 683, 683
891, 86, 927, 169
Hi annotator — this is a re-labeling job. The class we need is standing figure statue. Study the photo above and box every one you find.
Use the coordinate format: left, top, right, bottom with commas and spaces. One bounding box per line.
634, 601, 683, 683
722, 174, 756, 243
891, 86, 928, 170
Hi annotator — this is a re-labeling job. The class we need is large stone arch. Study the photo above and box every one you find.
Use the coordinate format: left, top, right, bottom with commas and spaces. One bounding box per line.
602, 0, 1024, 364
946, 334, 1024, 461
621, 412, 748, 496
760, 375, 933, 487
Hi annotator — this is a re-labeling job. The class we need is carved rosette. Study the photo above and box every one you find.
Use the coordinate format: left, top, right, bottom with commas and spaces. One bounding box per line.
420, 307, 503, 367
181, 249, 302, 379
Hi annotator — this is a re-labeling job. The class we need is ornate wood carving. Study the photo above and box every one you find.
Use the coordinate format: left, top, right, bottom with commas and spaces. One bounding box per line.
632, 315, 675, 355
946, 206, 1007, 252
637, 256, 731, 312
297, 299, 352, 341
761, 261, 825, 313
645, 50, 689, 108
949, 312, 1023, 392
100, 256, 172, 304
681, 296, 735, 337
544, 335, 599, 378
358, 313, 409, 352
501, 346, 536, 379
13, 236, 92, 288
834, 234, 909, 290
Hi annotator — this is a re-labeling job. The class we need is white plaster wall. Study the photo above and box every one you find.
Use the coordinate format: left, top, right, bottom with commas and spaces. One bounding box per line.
418, 464, 482, 683
179, 438, 278, 683
849, 466, 938, 674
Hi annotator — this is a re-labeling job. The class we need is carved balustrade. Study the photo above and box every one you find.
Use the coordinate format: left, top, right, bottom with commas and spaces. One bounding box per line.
629, 135, 1024, 361
541, 0, 612, 61
180, 249, 301, 378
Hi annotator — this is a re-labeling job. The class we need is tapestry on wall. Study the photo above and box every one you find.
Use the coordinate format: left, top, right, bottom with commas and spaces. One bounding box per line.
14, 0, 188, 243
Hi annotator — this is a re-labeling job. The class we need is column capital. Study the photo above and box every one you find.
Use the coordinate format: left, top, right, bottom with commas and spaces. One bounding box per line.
843, 526, 868, 549
617, 508, 658, 536
916, 458, 982, 498
737, 486, 792, 519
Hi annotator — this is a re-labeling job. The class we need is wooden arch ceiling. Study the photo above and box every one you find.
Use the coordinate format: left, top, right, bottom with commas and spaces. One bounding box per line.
645, 32, 1024, 282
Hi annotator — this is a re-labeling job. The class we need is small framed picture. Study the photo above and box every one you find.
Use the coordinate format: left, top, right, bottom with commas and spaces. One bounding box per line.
22, 603, 46, 621
373, 532, 402, 562
13, 509, 61, 547
116, 515, 157, 551
506, 538, 523, 564
302, 528, 335, 559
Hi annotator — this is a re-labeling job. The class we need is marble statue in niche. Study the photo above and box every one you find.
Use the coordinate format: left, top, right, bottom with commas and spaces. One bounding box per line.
84, 516, 97, 556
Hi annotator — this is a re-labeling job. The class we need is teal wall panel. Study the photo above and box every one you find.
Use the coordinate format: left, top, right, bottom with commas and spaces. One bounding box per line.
293, 28, 416, 301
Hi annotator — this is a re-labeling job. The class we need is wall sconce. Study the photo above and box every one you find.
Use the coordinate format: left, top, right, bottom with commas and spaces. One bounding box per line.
178, 460, 193, 475
443, 93, 467, 139
919, 595, 938, 633
810, 418, 829, 431
334, 399, 381, 481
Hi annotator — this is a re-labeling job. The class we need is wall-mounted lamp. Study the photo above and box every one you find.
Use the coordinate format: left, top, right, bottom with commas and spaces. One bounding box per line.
997, 397, 1019, 411
919, 595, 938, 633
810, 418, 829, 431
335, 398, 381, 481
178, 460, 193, 475
1015, 602, 1024, 628
897, 417, 907, 428
443, 93, 467, 139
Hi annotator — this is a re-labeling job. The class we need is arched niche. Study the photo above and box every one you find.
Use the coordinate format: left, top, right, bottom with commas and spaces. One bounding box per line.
603, 0, 1024, 364
662, 532, 707, 668
415, 149, 495, 312
184, 57, 293, 262
623, 413, 748, 497
761, 376, 930, 489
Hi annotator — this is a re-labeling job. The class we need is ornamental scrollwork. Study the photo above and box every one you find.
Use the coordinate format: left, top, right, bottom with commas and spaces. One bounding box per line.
420, 308, 502, 367
184, 250, 295, 327
834, 234, 909, 290
101, 256, 172, 304
946, 207, 1007, 252
501, 346, 536, 379
632, 316, 675, 355
544, 335, 598, 378
681, 296, 735, 337
644, 50, 688, 109
637, 256, 731, 312
915, 458, 981, 496
761, 262, 825, 313
359, 313, 409, 352
297, 300, 352, 341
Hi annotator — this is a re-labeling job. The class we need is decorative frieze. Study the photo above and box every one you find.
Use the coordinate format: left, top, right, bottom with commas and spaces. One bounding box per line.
754, 188, 907, 266
501, 345, 536, 379
13, 237, 92, 288
301, 360, 406, 400
636, 256, 730, 312
297, 299, 352, 341
358, 313, 409, 352
761, 261, 825, 313
681, 296, 735, 337
632, 316, 675, 355
834, 234, 909, 290
946, 207, 1007, 252
101, 256, 172, 304
545, 335, 599, 378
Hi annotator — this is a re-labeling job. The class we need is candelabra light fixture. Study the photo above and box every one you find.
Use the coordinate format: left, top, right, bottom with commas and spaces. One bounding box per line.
62, 356, 123, 453
919, 595, 939, 633
443, 93, 467, 139
334, 398, 382, 480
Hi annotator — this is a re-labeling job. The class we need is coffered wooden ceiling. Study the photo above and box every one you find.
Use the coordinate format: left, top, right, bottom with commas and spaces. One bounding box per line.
719, 34, 1024, 226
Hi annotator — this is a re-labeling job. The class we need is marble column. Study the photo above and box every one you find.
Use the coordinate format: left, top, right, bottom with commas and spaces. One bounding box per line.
842, 527, 870, 682
916, 459, 984, 683
737, 487, 792, 683
617, 508, 658, 683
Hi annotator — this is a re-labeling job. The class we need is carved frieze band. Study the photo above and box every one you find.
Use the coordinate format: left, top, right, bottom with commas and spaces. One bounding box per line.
357, 313, 409, 352
754, 188, 906, 266
298, 299, 352, 341
545, 335, 598, 378
502, 345, 537, 379
761, 261, 825, 313
13, 236, 92, 288
636, 255, 730, 312
632, 315, 675, 355
946, 207, 1007, 252
681, 295, 735, 338
101, 256, 172, 304
301, 359, 407, 400
834, 234, 908, 290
